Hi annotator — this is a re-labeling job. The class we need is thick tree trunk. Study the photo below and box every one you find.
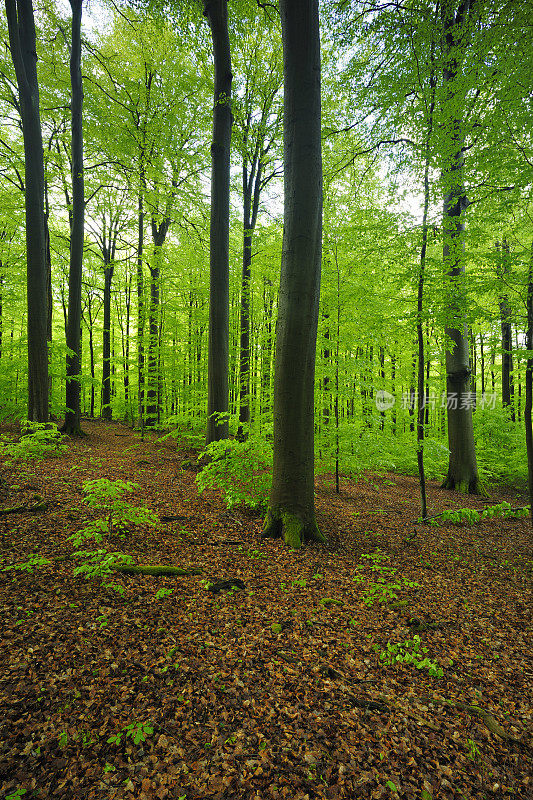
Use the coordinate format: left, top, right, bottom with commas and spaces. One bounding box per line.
440, 0, 481, 494
6, 0, 49, 422
204, 0, 231, 444
262, 0, 325, 549
62, 0, 84, 435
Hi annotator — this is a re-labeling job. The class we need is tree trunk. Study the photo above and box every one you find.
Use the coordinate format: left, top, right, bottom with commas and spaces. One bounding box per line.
204, 0, 231, 444
440, 0, 481, 494
146, 257, 160, 426
146, 218, 169, 427
262, 0, 325, 548
237, 152, 262, 440
102, 262, 114, 419
62, 0, 84, 435
137, 175, 145, 430
416, 59, 436, 521
497, 239, 514, 419
6, 0, 49, 422
525, 240, 533, 535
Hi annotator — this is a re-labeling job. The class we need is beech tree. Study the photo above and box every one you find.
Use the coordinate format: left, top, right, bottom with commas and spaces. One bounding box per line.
439, 0, 481, 493
5, 0, 49, 421
204, 0, 232, 444
62, 0, 84, 435
262, 0, 326, 548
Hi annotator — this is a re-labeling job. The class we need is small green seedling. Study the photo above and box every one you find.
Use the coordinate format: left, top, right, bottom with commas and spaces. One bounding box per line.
107, 721, 154, 747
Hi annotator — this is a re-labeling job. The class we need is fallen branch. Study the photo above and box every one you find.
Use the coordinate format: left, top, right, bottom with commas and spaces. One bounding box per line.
416, 696, 530, 747
115, 564, 202, 576
451, 701, 527, 745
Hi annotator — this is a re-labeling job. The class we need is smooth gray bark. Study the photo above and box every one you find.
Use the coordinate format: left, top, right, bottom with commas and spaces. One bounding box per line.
204, 0, 231, 444
5, 0, 49, 422
262, 0, 325, 548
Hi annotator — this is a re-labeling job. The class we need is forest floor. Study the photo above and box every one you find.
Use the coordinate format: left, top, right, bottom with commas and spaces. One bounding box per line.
0, 419, 532, 800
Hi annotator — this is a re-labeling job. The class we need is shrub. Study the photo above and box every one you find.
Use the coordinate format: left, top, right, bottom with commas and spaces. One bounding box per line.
196, 436, 271, 512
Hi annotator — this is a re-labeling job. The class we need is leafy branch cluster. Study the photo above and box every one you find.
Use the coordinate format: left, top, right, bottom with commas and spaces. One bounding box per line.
69, 479, 157, 582
1, 423, 67, 466
427, 502, 530, 526
196, 435, 271, 512
374, 635, 444, 679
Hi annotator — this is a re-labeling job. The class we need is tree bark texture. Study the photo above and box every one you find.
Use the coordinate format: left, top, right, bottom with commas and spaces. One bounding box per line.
262, 0, 325, 548
204, 0, 231, 444
5, 0, 49, 422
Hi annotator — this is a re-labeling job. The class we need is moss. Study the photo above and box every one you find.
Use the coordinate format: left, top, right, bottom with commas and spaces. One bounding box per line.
281, 511, 305, 549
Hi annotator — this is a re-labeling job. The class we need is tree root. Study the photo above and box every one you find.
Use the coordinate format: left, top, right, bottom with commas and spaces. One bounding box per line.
447, 701, 527, 745
441, 475, 487, 496
262, 507, 326, 548
313, 660, 530, 746
114, 564, 202, 576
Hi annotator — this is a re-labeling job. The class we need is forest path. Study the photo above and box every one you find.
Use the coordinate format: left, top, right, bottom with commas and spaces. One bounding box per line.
0, 419, 531, 800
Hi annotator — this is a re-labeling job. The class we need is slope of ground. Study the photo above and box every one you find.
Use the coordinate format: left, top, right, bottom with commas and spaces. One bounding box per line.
0, 419, 531, 800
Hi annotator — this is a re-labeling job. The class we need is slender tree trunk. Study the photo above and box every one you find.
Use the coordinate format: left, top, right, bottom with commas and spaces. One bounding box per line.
205, 0, 231, 444
62, 0, 84, 435
102, 262, 114, 419
416, 59, 436, 521
0, 266, 3, 361
497, 239, 514, 419
237, 155, 262, 440
146, 220, 168, 427
6, 0, 49, 422
263, 0, 325, 548
440, 0, 481, 493
260, 277, 273, 425
479, 332, 485, 395
137, 175, 145, 429
146, 257, 160, 426
525, 240, 533, 535
515, 328, 521, 423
